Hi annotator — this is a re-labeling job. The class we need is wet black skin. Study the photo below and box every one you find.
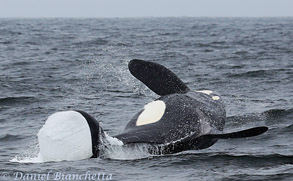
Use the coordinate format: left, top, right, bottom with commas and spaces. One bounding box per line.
114, 91, 226, 154
76, 110, 104, 158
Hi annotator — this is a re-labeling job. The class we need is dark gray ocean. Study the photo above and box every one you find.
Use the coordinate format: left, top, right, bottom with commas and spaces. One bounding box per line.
0, 17, 293, 181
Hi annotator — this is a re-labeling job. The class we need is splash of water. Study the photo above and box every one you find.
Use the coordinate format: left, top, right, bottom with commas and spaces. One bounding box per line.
10, 143, 44, 163
10, 132, 157, 163
99, 133, 153, 160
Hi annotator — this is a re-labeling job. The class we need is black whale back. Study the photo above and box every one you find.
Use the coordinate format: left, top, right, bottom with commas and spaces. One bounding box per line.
115, 59, 226, 144
115, 92, 226, 144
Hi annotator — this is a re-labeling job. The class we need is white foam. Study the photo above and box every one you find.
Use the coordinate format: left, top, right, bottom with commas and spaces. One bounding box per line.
10, 143, 44, 163
99, 134, 152, 160
104, 133, 124, 146
10, 152, 44, 163
100, 143, 152, 160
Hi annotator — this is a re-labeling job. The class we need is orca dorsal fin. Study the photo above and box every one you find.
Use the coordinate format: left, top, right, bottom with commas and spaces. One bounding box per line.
128, 59, 190, 96
202, 126, 268, 139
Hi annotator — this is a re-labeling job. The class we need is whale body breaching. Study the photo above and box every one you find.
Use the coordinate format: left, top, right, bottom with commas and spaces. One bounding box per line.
37, 59, 268, 161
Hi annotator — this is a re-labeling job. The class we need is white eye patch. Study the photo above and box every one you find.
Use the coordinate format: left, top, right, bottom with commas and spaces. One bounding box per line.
136, 100, 166, 126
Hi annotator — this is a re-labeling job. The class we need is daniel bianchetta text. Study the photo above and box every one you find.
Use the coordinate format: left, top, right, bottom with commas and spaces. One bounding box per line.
0, 171, 113, 180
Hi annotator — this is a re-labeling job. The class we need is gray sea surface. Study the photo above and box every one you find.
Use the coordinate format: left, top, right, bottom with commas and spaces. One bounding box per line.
0, 17, 293, 181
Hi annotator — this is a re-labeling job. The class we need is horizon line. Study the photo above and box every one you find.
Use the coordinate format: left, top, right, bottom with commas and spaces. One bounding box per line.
1, 15, 293, 19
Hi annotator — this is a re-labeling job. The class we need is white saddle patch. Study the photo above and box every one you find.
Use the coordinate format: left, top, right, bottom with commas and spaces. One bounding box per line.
196, 90, 213, 95
136, 100, 166, 126
212, 96, 220, 100
196, 90, 221, 101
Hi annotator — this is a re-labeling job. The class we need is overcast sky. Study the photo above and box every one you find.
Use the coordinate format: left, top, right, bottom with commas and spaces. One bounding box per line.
0, 0, 293, 18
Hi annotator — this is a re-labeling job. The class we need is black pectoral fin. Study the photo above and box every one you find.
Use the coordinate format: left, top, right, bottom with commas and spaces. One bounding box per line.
75, 110, 105, 158
128, 59, 190, 96
203, 126, 268, 139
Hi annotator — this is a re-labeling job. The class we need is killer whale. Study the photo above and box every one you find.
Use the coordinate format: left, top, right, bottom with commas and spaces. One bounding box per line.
37, 59, 268, 161
113, 59, 268, 154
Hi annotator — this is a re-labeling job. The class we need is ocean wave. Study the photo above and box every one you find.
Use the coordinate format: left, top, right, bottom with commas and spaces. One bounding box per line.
73, 38, 108, 47
225, 69, 290, 78
0, 40, 12, 45
208, 153, 293, 161
171, 152, 293, 165
225, 173, 293, 181
0, 134, 24, 142
227, 108, 293, 123
0, 96, 37, 106
282, 124, 293, 132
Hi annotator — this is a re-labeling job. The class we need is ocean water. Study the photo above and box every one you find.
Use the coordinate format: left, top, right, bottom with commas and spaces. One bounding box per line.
0, 17, 293, 181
